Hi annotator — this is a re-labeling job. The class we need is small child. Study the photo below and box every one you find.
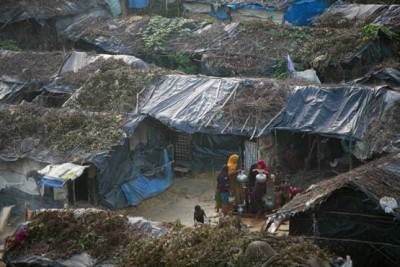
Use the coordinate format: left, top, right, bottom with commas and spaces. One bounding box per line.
194, 205, 207, 225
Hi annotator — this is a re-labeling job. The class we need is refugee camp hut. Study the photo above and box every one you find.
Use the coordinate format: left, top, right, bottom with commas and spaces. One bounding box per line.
315, 2, 400, 28
125, 0, 183, 17
272, 153, 400, 267
311, 3, 400, 83
0, 157, 58, 218
126, 75, 291, 174
259, 85, 400, 174
183, 0, 328, 25
0, 50, 65, 106
0, 0, 114, 50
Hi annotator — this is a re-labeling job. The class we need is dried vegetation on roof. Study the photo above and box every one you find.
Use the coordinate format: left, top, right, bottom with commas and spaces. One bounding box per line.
0, 103, 124, 159
10, 209, 333, 267
63, 59, 171, 113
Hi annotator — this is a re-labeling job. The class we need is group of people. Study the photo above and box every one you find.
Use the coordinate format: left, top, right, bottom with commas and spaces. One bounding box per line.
214, 154, 271, 217
194, 153, 302, 225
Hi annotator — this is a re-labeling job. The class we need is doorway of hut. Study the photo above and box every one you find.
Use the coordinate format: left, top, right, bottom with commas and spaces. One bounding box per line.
274, 131, 360, 175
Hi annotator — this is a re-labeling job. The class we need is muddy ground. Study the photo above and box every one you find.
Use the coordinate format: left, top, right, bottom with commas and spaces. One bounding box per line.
122, 172, 267, 231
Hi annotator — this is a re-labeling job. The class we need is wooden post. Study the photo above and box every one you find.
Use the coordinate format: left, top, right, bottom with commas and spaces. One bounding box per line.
121, 0, 128, 17
317, 135, 321, 170
72, 180, 76, 206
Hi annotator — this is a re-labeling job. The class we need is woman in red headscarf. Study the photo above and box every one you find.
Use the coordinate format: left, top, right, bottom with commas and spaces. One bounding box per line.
257, 160, 269, 195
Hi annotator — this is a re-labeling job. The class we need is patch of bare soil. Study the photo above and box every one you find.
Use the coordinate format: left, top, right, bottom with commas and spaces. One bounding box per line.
0, 50, 65, 82
121, 172, 218, 226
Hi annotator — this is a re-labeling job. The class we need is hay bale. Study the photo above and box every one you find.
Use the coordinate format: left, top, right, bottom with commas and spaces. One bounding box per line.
245, 240, 277, 262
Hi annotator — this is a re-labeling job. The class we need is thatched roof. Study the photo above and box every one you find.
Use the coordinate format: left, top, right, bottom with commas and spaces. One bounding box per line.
0, 0, 106, 23
278, 153, 400, 216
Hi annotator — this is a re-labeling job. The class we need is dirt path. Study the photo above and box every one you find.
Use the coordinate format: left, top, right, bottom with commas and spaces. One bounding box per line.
123, 172, 219, 226
122, 172, 268, 232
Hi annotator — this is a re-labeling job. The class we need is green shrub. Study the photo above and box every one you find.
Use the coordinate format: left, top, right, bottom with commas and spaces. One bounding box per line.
0, 40, 21, 51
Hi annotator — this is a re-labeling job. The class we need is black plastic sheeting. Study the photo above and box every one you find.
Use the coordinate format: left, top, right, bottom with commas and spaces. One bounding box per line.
0, 0, 104, 25
353, 67, 400, 87
373, 5, 400, 29
190, 133, 242, 171
139, 75, 266, 136
89, 126, 172, 209
0, 79, 26, 104
123, 116, 243, 172
260, 85, 387, 140
290, 186, 400, 267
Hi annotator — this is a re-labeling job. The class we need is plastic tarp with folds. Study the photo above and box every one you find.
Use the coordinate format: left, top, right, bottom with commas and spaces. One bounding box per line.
373, 5, 400, 28
190, 133, 242, 171
352, 67, 400, 87
0, 78, 25, 104
139, 75, 266, 136
284, 0, 328, 26
121, 149, 172, 206
317, 3, 387, 24
90, 138, 173, 209
60, 51, 149, 74
0, 0, 108, 24
262, 85, 386, 140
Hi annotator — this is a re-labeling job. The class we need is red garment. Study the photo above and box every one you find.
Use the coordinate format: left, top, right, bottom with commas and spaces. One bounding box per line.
257, 160, 269, 189
290, 187, 301, 197
257, 160, 269, 176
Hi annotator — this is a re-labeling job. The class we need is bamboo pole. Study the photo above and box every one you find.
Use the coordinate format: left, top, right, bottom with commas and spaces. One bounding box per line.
121, 0, 128, 17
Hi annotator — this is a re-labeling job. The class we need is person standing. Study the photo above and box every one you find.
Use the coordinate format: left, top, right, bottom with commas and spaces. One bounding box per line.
216, 165, 230, 214
227, 154, 245, 208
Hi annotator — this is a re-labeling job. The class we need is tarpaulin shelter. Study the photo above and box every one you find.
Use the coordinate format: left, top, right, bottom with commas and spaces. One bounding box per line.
284, 0, 328, 26
259, 85, 400, 162
0, 0, 115, 50
127, 75, 290, 172
269, 153, 400, 267
39, 163, 89, 189
88, 139, 173, 209
315, 2, 400, 28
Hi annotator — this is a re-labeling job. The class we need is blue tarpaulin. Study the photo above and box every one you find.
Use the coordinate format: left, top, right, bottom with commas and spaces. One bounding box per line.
121, 149, 173, 206
40, 177, 65, 188
227, 4, 264, 10
284, 0, 328, 26
128, 0, 149, 9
